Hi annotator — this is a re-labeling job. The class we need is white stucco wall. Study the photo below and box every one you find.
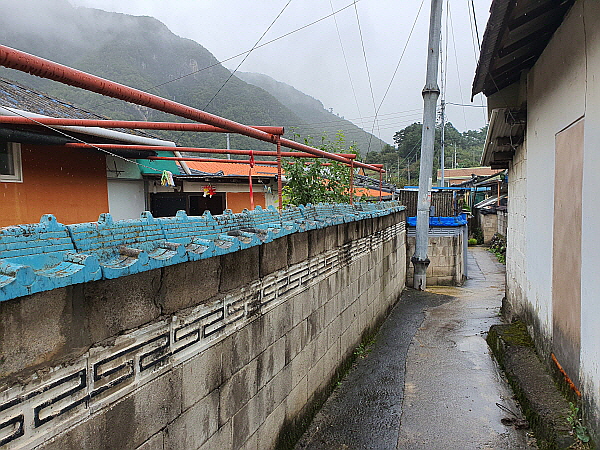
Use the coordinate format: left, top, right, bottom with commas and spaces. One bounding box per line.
579, 0, 600, 429
525, 0, 587, 340
510, 0, 600, 432
107, 179, 146, 220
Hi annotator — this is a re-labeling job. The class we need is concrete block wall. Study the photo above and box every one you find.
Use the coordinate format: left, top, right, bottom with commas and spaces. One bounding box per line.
405, 231, 464, 286
481, 213, 499, 244
497, 210, 508, 237
505, 142, 528, 320
0, 210, 406, 450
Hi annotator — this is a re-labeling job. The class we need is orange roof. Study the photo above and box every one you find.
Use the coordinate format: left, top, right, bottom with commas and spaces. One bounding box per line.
183, 161, 279, 177
182, 161, 384, 196
354, 187, 385, 197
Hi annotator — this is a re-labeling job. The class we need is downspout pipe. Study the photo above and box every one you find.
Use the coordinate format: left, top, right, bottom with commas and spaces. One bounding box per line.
412, 0, 443, 290
0, 46, 382, 173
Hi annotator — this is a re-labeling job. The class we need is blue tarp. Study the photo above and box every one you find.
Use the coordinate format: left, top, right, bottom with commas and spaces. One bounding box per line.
407, 213, 467, 227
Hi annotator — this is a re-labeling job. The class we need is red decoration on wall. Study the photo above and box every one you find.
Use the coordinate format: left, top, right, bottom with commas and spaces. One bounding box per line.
203, 185, 216, 198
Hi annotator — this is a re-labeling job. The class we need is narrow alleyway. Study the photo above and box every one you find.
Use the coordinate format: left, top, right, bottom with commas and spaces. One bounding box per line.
294, 247, 535, 450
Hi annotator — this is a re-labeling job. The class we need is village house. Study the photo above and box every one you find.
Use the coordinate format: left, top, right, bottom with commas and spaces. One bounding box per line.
473, 0, 600, 438
0, 77, 179, 227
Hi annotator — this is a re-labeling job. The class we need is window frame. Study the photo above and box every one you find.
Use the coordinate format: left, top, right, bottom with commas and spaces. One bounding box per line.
0, 142, 23, 183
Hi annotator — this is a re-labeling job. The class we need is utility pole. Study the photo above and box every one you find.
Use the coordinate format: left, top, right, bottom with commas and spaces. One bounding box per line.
440, 99, 445, 187
226, 133, 231, 159
412, 0, 443, 290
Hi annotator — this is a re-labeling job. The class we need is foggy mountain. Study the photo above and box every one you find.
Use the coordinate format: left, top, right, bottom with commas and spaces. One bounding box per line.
0, 0, 387, 154
237, 72, 386, 153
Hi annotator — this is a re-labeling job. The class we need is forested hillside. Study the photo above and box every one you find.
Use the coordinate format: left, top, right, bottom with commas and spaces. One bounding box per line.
237, 72, 387, 154
0, 0, 385, 153
365, 122, 488, 186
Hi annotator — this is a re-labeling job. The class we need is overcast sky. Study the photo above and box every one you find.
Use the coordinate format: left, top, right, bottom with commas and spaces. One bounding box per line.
68, 0, 492, 144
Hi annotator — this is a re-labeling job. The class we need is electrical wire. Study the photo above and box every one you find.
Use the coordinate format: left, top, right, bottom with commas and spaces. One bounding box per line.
367, 0, 426, 153
470, 0, 481, 50
203, 0, 293, 110
448, 4, 469, 129
352, 1, 382, 153
466, 0, 487, 123
92, 0, 362, 110
329, 0, 363, 122
154, 1, 361, 91
0, 105, 163, 173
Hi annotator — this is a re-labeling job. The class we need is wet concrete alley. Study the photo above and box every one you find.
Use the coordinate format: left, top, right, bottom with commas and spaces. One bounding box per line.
294, 246, 535, 450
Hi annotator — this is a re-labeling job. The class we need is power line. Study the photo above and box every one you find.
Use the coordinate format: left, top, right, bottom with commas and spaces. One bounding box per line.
155, 1, 360, 90
92, 0, 361, 109
466, 0, 487, 123
368, 0, 426, 151
0, 105, 162, 173
470, 0, 482, 50
447, 3, 469, 130
203, 0, 293, 110
353, 1, 381, 153
329, 0, 363, 122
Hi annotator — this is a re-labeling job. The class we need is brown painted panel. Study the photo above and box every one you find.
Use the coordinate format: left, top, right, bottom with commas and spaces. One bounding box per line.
226, 192, 266, 213
0, 144, 109, 227
552, 119, 584, 384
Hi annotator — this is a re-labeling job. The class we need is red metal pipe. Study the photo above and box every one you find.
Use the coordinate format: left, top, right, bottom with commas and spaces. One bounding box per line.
350, 161, 354, 206
0, 116, 284, 135
149, 156, 335, 167
276, 138, 283, 211
0, 45, 383, 173
64, 143, 356, 160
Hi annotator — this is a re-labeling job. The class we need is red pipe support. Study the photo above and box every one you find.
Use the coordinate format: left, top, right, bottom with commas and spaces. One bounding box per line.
0, 116, 284, 135
64, 143, 356, 160
0, 46, 383, 173
149, 156, 334, 167
350, 161, 354, 206
277, 138, 283, 211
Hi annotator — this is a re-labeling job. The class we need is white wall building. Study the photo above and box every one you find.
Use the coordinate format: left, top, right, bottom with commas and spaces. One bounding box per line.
473, 0, 600, 438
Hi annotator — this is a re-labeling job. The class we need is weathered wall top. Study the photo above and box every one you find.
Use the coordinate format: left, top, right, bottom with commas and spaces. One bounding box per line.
0, 202, 405, 302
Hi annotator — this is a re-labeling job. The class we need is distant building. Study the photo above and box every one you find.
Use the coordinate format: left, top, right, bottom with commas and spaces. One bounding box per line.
436, 166, 497, 186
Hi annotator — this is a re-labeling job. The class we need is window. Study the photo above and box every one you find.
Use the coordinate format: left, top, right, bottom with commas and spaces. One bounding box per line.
0, 142, 22, 182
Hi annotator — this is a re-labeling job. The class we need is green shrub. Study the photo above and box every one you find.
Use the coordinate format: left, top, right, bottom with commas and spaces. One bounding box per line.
489, 233, 507, 264
468, 238, 478, 245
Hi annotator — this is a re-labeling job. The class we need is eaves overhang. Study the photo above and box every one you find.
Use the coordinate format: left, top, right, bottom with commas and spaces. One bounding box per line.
472, 0, 575, 98
481, 107, 525, 169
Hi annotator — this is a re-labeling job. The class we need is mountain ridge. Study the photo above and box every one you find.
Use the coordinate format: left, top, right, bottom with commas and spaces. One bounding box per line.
0, 0, 386, 154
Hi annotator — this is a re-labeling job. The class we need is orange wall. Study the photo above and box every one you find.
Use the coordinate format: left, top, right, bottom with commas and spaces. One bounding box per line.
0, 144, 109, 227
226, 192, 266, 213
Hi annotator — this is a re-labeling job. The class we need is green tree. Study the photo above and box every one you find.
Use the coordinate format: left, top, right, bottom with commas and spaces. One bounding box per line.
282, 132, 356, 207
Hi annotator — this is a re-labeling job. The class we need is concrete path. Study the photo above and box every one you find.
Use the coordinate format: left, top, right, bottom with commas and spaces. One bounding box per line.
294, 247, 536, 450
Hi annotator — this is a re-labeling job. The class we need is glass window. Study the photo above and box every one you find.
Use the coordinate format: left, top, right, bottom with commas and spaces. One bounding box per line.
0, 142, 22, 182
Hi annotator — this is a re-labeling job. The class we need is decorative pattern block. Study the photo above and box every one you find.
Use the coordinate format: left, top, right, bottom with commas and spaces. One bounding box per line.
0, 219, 406, 450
